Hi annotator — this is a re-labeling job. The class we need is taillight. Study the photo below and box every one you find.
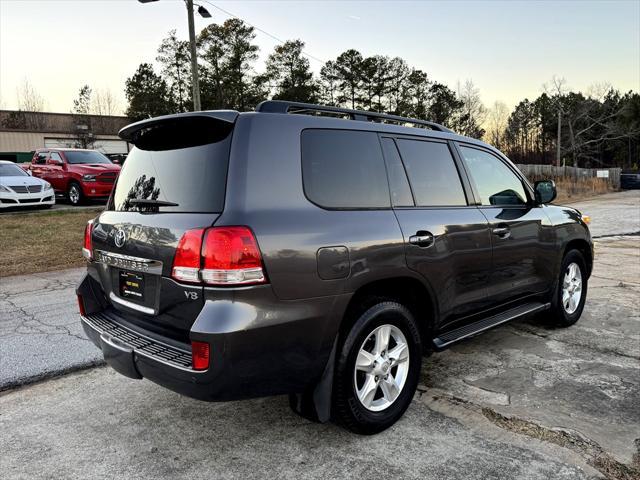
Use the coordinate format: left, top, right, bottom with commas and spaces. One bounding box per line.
171, 226, 266, 286
191, 341, 210, 370
77, 294, 86, 316
82, 220, 93, 260
171, 228, 204, 283
201, 227, 266, 285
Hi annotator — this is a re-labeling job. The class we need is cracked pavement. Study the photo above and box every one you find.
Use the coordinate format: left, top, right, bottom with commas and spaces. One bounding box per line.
0, 268, 102, 390
0, 190, 638, 479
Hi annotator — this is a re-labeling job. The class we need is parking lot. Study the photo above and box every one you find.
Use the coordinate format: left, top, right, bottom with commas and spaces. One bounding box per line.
0, 191, 638, 480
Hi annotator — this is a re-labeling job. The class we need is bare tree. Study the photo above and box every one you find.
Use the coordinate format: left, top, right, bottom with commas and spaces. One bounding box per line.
544, 76, 569, 166
486, 101, 509, 149
15, 79, 47, 130
456, 79, 486, 138
544, 76, 640, 167
16, 79, 46, 112
92, 88, 120, 116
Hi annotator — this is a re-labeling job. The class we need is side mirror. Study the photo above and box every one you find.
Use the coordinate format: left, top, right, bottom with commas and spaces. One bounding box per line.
27, 169, 33, 176
534, 180, 557, 204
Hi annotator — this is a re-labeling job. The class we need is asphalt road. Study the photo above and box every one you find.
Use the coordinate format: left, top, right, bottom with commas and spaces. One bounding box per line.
0, 190, 638, 479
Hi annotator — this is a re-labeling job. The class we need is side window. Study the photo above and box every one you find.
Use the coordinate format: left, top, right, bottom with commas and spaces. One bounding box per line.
35, 152, 48, 164
49, 152, 62, 162
301, 129, 390, 209
381, 138, 413, 207
395, 139, 467, 206
459, 146, 527, 206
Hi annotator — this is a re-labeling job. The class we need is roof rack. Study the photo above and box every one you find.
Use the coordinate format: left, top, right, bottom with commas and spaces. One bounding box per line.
255, 100, 454, 134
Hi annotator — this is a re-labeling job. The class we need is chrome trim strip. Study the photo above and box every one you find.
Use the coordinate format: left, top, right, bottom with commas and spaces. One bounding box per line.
94, 249, 163, 275
109, 292, 156, 315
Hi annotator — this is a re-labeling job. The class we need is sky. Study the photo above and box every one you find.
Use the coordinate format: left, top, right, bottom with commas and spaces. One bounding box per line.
0, 0, 638, 114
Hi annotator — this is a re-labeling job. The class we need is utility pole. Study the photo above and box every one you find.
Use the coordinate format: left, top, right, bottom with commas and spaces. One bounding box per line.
138, 0, 210, 112
556, 109, 562, 167
186, 0, 201, 111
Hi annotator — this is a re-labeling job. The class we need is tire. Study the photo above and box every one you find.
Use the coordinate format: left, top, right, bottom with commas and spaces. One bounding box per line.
332, 301, 422, 434
68, 182, 83, 206
548, 249, 588, 327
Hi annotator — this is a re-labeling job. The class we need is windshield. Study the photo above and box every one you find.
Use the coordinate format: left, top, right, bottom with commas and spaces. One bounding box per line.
0, 164, 28, 177
64, 151, 112, 164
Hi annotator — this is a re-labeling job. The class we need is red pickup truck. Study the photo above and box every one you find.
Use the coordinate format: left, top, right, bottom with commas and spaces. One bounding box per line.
25, 148, 121, 205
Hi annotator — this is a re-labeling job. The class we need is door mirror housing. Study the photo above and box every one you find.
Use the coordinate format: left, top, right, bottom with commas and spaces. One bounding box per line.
534, 180, 557, 204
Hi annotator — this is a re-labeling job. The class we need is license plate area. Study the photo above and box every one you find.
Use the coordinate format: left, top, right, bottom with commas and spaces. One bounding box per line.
119, 271, 145, 301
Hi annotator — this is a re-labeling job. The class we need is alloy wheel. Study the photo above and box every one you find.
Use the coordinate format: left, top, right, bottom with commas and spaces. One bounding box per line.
69, 185, 80, 204
353, 324, 410, 412
562, 262, 583, 314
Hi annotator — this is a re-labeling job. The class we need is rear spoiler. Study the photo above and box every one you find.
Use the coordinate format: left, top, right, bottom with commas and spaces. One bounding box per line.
119, 111, 239, 144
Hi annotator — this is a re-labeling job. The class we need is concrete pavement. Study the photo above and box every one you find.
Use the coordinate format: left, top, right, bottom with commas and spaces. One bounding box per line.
0, 367, 602, 480
0, 268, 102, 390
563, 190, 640, 238
0, 201, 105, 216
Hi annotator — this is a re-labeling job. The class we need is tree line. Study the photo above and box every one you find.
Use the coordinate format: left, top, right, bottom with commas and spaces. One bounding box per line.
124, 19, 486, 138
124, 19, 637, 169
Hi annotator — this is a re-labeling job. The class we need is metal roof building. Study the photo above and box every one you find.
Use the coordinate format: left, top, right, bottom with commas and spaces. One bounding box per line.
0, 110, 131, 162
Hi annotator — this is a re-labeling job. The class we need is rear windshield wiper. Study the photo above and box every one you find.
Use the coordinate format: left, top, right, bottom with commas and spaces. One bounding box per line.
129, 199, 179, 208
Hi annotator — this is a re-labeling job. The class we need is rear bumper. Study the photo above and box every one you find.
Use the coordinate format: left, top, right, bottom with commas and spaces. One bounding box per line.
77, 272, 348, 401
81, 311, 213, 398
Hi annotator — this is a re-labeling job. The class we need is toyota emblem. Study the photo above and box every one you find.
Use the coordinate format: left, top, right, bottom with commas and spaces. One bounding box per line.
114, 229, 127, 248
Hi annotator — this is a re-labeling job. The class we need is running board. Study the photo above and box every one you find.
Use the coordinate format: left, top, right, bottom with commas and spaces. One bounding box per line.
432, 302, 550, 350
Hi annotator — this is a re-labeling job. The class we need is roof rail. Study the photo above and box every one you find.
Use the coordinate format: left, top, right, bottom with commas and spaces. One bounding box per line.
255, 100, 454, 134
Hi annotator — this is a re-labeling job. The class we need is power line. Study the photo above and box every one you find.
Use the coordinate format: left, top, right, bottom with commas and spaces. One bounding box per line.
198, 0, 326, 65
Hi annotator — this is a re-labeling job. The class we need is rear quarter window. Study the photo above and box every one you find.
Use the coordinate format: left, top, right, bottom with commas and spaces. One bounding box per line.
301, 129, 390, 209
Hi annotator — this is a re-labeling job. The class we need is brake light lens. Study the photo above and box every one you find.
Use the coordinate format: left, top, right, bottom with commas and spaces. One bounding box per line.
172, 228, 204, 283
171, 226, 266, 286
77, 294, 86, 316
201, 227, 266, 285
191, 341, 210, 370
82, 220, 93, 260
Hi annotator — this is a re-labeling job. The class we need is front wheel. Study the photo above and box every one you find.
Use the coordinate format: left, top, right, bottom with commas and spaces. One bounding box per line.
548, 249, 588, 327
332, 302, 422, 434
68, 182, 83, 206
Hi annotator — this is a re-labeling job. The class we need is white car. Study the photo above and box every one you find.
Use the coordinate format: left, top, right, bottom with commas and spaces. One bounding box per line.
0, 160, 55, 209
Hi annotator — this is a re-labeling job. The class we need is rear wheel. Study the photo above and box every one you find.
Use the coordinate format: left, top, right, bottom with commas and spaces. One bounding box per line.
548, 249, 588, 327
68, 182, 83, 206
332, 302, 422, 434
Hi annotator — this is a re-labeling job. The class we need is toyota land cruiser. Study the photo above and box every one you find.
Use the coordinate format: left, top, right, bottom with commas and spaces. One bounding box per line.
77, 101, 593, 434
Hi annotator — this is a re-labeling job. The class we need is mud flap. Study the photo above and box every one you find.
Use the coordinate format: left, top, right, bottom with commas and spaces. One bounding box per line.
289, 338, 337, 423
100, 333, 142, 380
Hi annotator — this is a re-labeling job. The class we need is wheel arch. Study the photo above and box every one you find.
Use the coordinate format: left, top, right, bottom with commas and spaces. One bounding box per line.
339, 276, 438, 353
564, 238, 593, 277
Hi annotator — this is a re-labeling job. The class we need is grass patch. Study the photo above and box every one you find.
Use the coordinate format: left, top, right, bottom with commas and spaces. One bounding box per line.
0, 208, 102, 277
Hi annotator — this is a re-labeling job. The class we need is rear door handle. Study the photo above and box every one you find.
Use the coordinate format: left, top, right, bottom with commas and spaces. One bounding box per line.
492, 226, 511, 239
409, 232, 434, 248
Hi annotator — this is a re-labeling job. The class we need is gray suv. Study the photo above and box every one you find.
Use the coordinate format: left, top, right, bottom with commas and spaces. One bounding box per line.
77, 101, 593, 434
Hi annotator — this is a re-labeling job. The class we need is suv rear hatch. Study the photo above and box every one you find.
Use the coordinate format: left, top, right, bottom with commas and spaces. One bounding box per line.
90, 112, 237, 342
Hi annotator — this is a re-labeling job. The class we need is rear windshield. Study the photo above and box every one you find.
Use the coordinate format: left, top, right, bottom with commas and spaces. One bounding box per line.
109, 122, 232, 213
65, 151, 112, 164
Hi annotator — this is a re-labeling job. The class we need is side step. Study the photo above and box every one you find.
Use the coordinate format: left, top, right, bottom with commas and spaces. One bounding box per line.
432, 302, 550, 350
